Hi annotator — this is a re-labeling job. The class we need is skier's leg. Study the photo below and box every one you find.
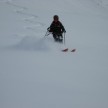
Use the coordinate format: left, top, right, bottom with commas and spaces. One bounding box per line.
58, 33, 63, 43
53, 33, 58, 41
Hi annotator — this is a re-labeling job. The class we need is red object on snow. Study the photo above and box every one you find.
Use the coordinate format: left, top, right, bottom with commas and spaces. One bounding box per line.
62, 48, 68, 52
71, 49, 76, 52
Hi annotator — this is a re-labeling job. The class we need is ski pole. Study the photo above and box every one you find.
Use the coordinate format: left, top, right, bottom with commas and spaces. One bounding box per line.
44, 31, 48, 37
44, 31, 51, 37
64, 33, 65, 45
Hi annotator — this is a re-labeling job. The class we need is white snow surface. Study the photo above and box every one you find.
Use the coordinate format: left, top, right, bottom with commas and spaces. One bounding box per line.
0, 0, 108, 108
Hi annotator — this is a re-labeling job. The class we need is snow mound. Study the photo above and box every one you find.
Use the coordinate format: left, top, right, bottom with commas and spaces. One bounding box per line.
14, 36, 50, 51
11, 36, 64, 52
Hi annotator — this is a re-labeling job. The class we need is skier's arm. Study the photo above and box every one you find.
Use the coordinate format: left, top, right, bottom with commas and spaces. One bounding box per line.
60, 22, 66, 33
47, 22, 53, 31
47, 22, 54, 32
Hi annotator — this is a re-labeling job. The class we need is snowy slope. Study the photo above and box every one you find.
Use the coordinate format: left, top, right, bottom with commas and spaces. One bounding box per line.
0, 0, 108, 108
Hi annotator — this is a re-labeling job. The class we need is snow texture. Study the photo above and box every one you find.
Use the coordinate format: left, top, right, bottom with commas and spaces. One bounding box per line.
0, 0, 108, 108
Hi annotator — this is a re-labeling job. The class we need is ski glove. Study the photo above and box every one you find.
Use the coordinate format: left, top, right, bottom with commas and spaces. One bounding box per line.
62, 30, 66, 33
64, 30, 66, 33
47, 27, 50, 31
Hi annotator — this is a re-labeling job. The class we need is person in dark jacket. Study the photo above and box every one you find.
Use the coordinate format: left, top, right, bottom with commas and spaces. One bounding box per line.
47, 15, 66, 42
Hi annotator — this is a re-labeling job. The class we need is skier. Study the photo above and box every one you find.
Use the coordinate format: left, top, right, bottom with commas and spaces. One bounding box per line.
47, 15, 66, 42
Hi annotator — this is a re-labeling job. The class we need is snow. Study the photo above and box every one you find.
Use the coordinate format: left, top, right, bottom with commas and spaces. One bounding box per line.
0, 0, 108, 108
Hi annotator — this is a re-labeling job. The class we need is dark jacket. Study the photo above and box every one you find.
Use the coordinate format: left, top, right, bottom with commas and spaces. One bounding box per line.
49, 21, 66, 34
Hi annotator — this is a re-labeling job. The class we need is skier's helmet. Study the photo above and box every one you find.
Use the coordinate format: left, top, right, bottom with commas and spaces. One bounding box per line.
53, 15, 59, 21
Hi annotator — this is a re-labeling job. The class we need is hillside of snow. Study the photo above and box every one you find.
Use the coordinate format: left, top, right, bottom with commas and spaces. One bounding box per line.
0, 0, 108, 108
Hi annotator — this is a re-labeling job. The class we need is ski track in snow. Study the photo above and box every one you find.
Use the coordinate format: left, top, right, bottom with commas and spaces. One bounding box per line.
15, 10, 38, 18
92, 0, 108, 9
5, 0, 28, 10
2, 0, 46, 46
24, 19, 45, 26
15, 10, 45, 34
